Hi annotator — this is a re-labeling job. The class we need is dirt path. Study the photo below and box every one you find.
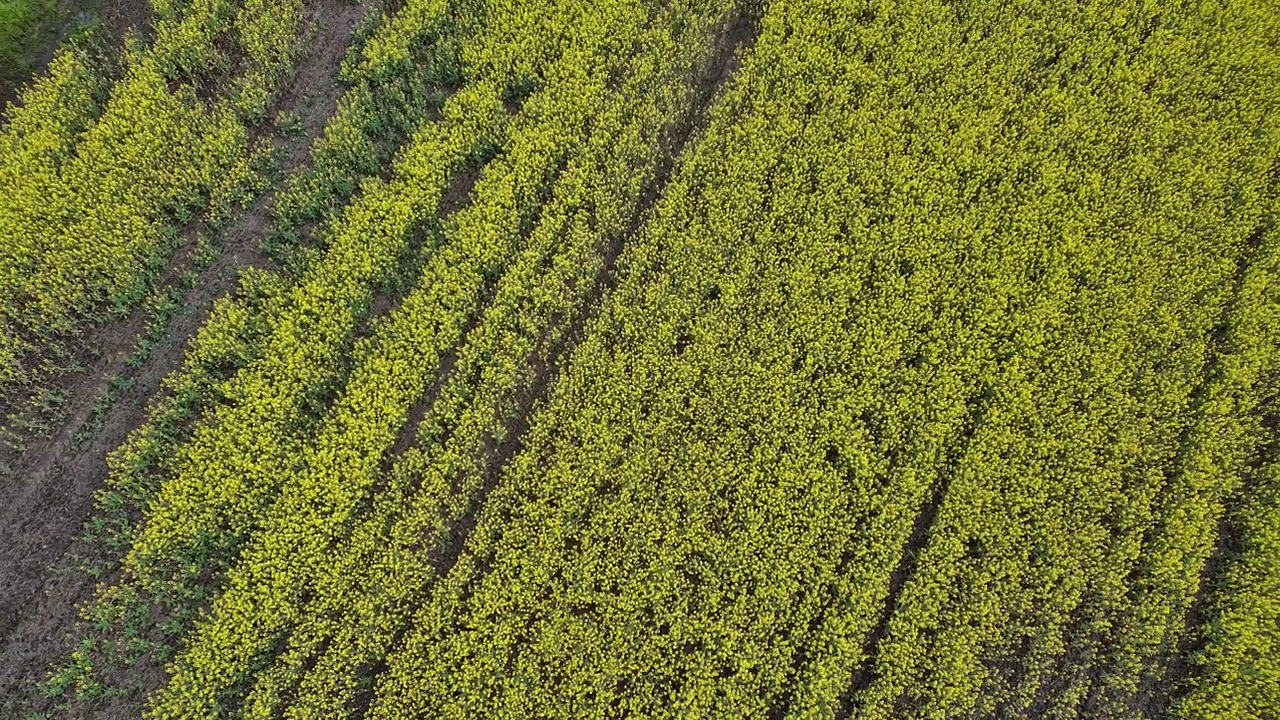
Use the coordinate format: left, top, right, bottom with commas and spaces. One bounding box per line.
0, 1, 368, 715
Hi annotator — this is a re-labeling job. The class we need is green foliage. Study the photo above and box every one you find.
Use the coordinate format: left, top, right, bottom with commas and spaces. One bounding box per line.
0, 0, 52, 85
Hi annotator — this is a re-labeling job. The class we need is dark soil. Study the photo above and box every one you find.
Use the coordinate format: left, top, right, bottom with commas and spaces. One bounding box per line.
95, 0, 151, 46
0, 1, 370, 716
1, 0, 151, 113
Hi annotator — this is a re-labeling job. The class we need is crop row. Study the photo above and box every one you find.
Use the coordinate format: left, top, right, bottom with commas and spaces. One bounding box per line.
370, 0, 1279, 717
46, 0, 1280, 716
840, 0, 1280, 718
364, 1, 869, 714
53, 0, 505, 697
65, 0, 662, 706
223, 3, 749, 718
0, 0, 307, 440
142, 0, 677, 712
89, 0, 495, 557
1171, 213, 1280, 720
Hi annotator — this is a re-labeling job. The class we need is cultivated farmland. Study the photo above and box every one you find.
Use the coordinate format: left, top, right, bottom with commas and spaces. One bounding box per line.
0, 0, 1277, 718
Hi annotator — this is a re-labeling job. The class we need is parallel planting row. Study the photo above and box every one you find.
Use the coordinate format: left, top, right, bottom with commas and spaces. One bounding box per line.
0, 0, 307, 448
12, 0, 1279, 717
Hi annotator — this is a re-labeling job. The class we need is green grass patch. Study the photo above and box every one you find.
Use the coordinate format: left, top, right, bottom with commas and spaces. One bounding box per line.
0, 0, 54, 87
